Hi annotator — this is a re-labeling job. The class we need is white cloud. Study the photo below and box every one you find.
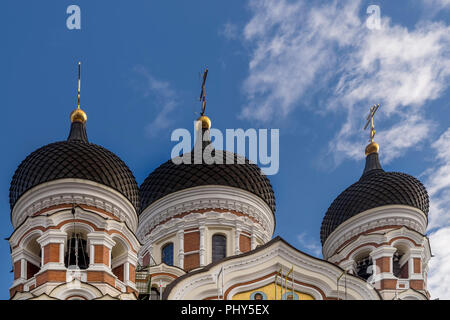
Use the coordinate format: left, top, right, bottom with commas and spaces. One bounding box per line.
219, 22, 239, 40
428, 227, 450, 299
297, 232, 322, 257
423, 128, 450, 299
240, 0, 450, 164
240, 0, 450, 300
427, 128, 450, 230
132, 66, 178, 136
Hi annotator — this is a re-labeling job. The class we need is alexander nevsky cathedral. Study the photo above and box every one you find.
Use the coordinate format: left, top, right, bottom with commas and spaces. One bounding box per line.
7, 65, 431, 300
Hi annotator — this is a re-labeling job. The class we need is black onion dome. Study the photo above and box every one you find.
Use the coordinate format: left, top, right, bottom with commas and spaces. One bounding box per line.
139, 130, 275, 214
320, 152, 429, 245
9, 121, 139, 211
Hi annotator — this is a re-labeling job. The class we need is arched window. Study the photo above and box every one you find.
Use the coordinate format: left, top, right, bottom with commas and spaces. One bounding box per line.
212, 234, 226, 263
150, 287, 160, 300
65, 233, 89, 270
138, 287, 160, 300
393, 247, 408, 279
355, 255, 373, 280
24, 235, 42, 278
161, 243, 174, 266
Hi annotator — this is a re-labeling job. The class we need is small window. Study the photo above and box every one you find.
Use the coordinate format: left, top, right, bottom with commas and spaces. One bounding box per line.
393, 249, 408, 279
162, 243, 174, 266
212, 234, 226, 263
282, 292, 299, 300
356, 256, 373, 280
65, 233, 89, 270
150, 287, 160, 300
138, 288, 160, 300
250, 291, 267, 300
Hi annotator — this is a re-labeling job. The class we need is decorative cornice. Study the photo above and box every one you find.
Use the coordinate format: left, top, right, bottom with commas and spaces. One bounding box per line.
164, 237, 380, 300
138, 186, 275, 241
323, 205, 427, 260
10, 207, 141, 254
329, 226, 431, 266
143, 211, 269, 249
11, 179, 138, 232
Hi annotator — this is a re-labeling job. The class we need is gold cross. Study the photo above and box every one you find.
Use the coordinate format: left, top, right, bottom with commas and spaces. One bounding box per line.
364, 104, 380, 143
199, 67, 208, 116
77, 62, 81, 109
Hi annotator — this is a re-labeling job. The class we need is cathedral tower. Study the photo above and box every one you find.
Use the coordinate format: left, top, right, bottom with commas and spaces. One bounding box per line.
320, 107, 431, 300
8, 64, 141, 300
135, 71, 276, 297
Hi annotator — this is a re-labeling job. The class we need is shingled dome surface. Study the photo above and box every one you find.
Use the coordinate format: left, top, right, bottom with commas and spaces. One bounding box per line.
139, 147, 276, 214
320, 153, 429, 245
9, 122, 139, 211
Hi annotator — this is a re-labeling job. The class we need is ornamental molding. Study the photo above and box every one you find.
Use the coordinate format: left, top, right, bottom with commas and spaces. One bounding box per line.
138, 186, 275, 240
226, 271, 323, 300
9, 207, 141, 253
11, 179, 138, 232
323, 205, 427, 260
397, 289, 428, 300
141, 211, 269, 250
328, 226, 431, 266
165, 238, 380, 300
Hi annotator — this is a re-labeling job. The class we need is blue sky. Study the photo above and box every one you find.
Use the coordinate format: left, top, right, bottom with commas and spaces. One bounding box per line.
1, 0, 450, 299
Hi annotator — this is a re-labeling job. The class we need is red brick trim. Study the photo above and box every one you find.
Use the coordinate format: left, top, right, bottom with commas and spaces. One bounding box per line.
203, 271, 327, 300
86, 271, 116, 287
43, 243, 60, 264
135, 272, 179, 283
336, 236, 422, 265
32, 204, 121, 222
9, 284, 24, 298
239, 234, 251, 253
13, 261, 21, 280
335, 226, 402, 254
410, 280, 425, 290
36, 270, 66, 287
146, 208, 262, 236
15, 219, 137, 253
413, 258, 421, 274
94, 245, 110, 265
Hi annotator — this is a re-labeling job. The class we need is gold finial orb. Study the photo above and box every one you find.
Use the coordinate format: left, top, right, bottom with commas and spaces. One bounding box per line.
196, 115, 211, 130
365, 141, 379, 156
70, 108, 87, 123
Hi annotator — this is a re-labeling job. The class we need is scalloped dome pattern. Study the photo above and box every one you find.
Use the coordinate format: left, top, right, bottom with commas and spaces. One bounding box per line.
9, 140, 140, 210
139, 149, 276, 214
320, 170, 429, 244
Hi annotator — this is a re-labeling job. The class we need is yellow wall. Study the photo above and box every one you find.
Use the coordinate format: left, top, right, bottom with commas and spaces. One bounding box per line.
232, 283, 314, 300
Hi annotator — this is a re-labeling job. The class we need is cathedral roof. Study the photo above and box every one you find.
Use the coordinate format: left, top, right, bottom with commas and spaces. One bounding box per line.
139, 123, 276, 214
9, 117, 140, 211
320, 145, 429, 245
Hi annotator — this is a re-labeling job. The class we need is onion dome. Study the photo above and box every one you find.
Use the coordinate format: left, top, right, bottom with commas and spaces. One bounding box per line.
9, 105, 139, 211
139, 115, 276, 214
320, 142, 429, 245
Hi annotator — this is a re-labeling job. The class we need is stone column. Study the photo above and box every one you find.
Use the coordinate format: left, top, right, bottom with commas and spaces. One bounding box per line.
124, 262, 130, 282
199, 225, 206, 266
340, 259, 357, 275
251, 232, 257, 250
20, 259, 26, 280
59, 243, 64, 264
177, 230, 184, 269
235, 228, 241, 255
36, 230, 67, 271
86, 232, 115, 272
370, 246, 397, 292
408, 247, 425, 279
